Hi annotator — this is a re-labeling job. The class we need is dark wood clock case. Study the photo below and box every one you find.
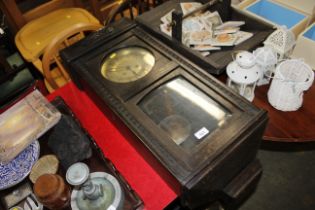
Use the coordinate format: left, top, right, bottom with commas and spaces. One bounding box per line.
60, 19, 268, 209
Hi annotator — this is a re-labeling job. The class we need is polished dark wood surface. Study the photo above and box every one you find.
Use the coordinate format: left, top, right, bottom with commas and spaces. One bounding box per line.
61, 19, 268, 209
133, 0, 315, 142
218, 74, 315, 142
253, 82, 315, 142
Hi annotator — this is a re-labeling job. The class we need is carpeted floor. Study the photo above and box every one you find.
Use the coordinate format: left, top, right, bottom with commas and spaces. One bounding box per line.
240, 141, 315, 210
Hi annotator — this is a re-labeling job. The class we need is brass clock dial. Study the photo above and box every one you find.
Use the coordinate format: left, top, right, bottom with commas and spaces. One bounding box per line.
101, 46, 155, 83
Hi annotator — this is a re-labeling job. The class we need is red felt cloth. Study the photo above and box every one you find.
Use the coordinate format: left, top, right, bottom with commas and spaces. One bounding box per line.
47, 82, 177, 210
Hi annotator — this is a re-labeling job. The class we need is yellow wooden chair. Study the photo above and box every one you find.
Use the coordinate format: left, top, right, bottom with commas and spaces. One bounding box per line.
41, 22, 102, 92
0, 0, 100, 76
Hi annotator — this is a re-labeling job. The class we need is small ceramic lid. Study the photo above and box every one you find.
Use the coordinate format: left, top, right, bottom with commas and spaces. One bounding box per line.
235, 51, 256, 69
66, 162, 89, 186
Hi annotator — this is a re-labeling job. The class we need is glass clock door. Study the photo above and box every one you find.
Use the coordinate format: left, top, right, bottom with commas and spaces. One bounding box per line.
139, 77, 232, 150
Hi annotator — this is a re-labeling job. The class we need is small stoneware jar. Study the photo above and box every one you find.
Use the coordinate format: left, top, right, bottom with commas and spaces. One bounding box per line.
33, 174, 71, 210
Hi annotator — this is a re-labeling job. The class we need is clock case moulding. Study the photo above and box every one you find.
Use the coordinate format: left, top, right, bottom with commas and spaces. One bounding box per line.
60, 19, 268, 209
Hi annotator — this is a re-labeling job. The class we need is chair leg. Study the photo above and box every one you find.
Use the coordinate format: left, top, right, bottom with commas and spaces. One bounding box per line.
129, 3, 134, 19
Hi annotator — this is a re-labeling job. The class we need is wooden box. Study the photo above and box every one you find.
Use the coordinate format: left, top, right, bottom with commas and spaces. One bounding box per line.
291, 23, 315, 70
61, 19, 268, 209
234, 0, 314, 36
136, 0, 274, 75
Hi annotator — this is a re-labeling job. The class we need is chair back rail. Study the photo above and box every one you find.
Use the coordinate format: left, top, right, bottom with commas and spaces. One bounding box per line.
42, 22, 102, 91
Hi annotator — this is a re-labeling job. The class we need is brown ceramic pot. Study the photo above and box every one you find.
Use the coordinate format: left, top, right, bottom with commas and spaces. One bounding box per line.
33, 174, 70, 210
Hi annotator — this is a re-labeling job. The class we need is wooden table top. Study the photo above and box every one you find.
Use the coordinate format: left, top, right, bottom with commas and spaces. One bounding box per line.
217, 74, 315, 142
252, 81, 315, 142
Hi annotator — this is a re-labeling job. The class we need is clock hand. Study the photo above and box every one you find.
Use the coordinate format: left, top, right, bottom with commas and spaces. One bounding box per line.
130, 69, 142, 76
107, 66, 144, 75
106, 67, 131, 72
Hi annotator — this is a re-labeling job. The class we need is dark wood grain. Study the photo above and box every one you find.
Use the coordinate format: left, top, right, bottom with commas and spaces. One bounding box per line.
217, 74, 315, 142
135, 0, 274, 75
60, 19, 268, 209
253, 81, 315, 142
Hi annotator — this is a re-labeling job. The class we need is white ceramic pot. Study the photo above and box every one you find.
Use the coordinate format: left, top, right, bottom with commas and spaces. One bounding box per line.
268, 59, 314, 111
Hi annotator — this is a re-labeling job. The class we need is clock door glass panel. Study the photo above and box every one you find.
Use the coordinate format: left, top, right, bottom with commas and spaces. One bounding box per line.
139, 77, 232, 150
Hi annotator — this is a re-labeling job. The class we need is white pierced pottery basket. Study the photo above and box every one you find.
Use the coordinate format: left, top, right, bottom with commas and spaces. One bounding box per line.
267, 59, 314, 111
264, 26, 296, 60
